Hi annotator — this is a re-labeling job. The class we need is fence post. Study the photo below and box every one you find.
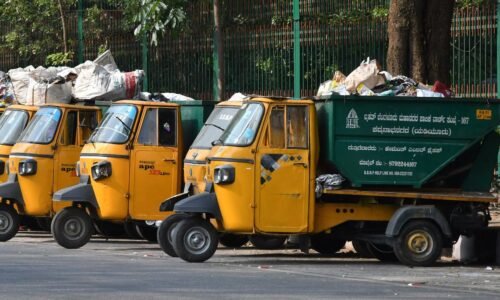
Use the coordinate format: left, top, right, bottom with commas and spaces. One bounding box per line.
77, 0, 84, 64
293, 0, 300, 99
142, 33, 149, 92
497, 0, 500, 98
212, 0, 221, 102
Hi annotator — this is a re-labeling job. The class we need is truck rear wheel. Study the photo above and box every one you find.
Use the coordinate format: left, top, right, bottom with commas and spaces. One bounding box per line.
158, 214, 191, 257
393, 220, 443, 267
219, 233, 249, 248
249, 235, 286, 249
310, 233, 345, 255
0, 204, 19, 241
51, 207, 93, 249
173, 217, 218, 263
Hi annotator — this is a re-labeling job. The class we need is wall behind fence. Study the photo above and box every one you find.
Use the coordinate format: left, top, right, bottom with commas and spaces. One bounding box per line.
0, 0, 497, 100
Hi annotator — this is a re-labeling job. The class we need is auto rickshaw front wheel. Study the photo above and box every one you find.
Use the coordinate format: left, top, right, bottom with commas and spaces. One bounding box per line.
172, 217, 218, 263
0, 204, 19, 241
51, 207, 93, 249
158, 214, 192, 257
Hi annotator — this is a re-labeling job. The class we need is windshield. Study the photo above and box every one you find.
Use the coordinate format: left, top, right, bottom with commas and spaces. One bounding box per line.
90, 104, 137, 144
191, 106, 240, 149
220, 103, 264, 146
0, 110, 29, 145
19, 107, 61, 144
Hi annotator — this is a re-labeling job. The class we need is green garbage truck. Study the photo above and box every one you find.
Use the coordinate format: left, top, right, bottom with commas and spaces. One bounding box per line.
160, 95, 499, 266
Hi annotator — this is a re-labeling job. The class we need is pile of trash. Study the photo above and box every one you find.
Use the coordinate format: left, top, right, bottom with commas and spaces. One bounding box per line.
0, 50, 144, 107
316, 57, 453, 98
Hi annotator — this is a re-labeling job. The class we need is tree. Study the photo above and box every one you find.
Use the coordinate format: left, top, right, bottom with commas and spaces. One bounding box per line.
0, 0, 76, 65
387, 0, 455, 85
109, 0, 187, 46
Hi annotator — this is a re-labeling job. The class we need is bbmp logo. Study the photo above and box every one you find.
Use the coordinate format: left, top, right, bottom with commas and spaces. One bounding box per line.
346, 108, 359, 129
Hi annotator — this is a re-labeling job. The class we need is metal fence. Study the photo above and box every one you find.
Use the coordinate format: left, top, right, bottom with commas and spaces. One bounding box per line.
0, 0, 497, 100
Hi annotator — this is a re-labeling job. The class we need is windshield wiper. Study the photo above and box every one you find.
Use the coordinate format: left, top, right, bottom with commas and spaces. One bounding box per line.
205, 123, 225, 131
114, 116, 132, 133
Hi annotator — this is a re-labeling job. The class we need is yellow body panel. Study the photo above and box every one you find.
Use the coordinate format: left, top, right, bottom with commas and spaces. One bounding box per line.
83, 101, 182, 221
183, 148, 210, 194
10, 105, 101, 217
79, 144, 131, 220
314, 203, 398, 233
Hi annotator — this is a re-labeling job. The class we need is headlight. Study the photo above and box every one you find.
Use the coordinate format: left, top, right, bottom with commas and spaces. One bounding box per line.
214, 165, 235, 185
91, 160, 112, 181
75, 161, 81, 177
19, 159, 37, 176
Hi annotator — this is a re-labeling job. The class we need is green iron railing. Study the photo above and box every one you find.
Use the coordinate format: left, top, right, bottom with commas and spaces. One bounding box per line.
0, 0, 497, 100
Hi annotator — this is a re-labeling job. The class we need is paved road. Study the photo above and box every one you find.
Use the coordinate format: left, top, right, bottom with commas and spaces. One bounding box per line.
0, 232, 499, 299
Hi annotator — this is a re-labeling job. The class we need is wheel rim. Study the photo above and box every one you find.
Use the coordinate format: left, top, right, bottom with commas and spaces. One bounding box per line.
0, 211, 12, 232
183, 226, 211, 255
406, 230, 433, 255
63, 217, 85, 240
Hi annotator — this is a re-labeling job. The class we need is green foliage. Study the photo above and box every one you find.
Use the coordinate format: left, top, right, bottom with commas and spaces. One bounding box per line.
456, 0, 488, 8
0, 0, 76, 64
45, 51, 74, 66
107, 0, 188, 46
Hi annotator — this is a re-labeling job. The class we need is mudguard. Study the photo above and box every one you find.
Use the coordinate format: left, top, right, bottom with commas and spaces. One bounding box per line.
0, 174, 24, 209
53, 175, 98, 209
173, 192, 222, 220
160, 192, 190, 212
385, 205, 452, 238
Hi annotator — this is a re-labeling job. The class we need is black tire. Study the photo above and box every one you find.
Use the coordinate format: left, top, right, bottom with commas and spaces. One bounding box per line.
249, 234, 287, 250
366, 242, 398, 262
35, 217, 52, 232
157, 214, 191, 257
310, 233, 346, 255
172, 217, 218, 263
351, 240, 374, 258
135, 223, 158, 243
51, 207, 93, 249
219, 233, 249, 248
393, 220, 443, 267
0, 204, 19, 241
123, 221, 141, 239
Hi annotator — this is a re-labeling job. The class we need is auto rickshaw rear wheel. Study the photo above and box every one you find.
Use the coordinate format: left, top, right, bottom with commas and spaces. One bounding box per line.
351, 240, 374, 258
310, 233, 346, 255
0, 204, 19, 241
365, 242, 398, 262
123, 221, 141, 239
51, 207, 93, 249
219, 233, 249, 248
135, 223, 158, 242
158, 214, 192, 257
249, 235, 286, 249
172, 217, 218, 263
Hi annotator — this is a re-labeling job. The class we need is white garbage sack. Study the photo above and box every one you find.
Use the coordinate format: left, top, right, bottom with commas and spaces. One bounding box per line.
8, 66, 73, 105
72, 61, 144, 101
344, 58, 386, 93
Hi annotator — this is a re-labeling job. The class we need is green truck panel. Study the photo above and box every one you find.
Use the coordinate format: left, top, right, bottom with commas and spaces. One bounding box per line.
173, 100, 215, 156
315, 96, 500, 191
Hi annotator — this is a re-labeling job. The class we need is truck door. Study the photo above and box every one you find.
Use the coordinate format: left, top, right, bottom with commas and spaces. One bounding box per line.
130, 107, 180, 220
255, 105, 310, 233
